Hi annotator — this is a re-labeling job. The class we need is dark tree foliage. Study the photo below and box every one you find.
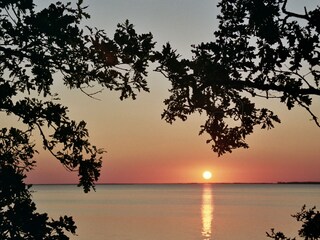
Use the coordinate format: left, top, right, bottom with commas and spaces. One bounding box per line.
0, 0, 154, 238
155, 0, 320, 156
267, 205, 320, 240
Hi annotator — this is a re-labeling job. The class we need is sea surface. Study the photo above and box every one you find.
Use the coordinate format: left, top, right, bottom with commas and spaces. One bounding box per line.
32, 184, 320, 240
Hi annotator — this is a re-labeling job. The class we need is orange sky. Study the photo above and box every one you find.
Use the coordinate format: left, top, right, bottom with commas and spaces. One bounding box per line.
22, 0, 320, 184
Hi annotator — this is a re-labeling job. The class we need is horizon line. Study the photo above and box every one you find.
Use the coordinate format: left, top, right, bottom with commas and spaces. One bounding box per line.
29, 181, 320, 185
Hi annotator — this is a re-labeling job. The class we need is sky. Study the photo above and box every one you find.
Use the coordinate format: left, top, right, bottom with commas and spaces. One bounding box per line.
22, 0, 320, 184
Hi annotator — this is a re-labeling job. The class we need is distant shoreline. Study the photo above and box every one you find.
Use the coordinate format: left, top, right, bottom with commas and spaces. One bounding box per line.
276, 181, 320, 184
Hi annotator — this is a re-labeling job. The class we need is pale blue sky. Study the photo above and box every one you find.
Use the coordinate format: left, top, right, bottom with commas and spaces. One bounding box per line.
85, 0, 218, 59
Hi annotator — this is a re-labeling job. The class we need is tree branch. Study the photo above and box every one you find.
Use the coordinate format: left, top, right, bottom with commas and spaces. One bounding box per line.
295, 98, 320, 127
35, 122, 77, 172
231, 79, 320, 96
282, 0, 309, 20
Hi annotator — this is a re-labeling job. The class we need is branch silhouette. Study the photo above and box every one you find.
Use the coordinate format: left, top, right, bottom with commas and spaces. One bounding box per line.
0, 0, 155, 238
154, 0, 320, 155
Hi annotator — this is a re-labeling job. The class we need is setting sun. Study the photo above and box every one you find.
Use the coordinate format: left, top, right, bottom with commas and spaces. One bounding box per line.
202, 171, 212, 180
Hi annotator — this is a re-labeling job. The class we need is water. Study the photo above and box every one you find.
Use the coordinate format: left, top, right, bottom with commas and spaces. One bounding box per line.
32, 184, 320, 240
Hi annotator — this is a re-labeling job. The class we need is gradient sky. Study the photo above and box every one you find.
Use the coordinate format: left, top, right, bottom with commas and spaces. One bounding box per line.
22, 0, 320, 184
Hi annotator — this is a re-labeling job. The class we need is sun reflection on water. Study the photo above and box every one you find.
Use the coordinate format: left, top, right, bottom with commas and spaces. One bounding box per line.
201, 184, 214, 240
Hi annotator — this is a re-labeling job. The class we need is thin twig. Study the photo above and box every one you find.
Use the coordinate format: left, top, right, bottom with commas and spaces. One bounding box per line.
295, 98, 320, 127
4, 6, 17, 24
80, 87, 103, 100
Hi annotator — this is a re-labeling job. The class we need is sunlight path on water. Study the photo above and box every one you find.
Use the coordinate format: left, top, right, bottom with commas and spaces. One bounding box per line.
202, 184, 214, 239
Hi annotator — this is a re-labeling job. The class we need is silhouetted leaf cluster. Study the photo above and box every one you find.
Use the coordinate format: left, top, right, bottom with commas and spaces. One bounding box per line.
1, 0, 320, 238
267, 205, 320, 240
1, 0, 155, 238
0, 130, 76, 239
155, 0, 320, 155
1, 0, 155, 190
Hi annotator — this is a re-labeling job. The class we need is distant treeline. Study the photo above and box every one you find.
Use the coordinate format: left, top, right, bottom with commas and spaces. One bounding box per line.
277, 182, 320, 184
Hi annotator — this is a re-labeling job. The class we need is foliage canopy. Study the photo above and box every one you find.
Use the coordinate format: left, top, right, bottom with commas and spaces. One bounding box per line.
0, 0, 154, 238
156, 0, 320, 155
1, 0, 320, 238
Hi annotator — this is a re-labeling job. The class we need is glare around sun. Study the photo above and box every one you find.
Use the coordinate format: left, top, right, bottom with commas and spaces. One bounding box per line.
202, 171, 212, 180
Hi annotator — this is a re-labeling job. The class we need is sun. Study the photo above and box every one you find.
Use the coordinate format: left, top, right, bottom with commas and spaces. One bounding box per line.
202, 171, 212, 180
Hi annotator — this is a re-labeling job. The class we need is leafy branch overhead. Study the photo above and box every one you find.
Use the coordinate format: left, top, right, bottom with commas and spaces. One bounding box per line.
1, 0, 320, 238
0, 1, 155, 238
155, 0, 320, 156
0, 0, 155, 191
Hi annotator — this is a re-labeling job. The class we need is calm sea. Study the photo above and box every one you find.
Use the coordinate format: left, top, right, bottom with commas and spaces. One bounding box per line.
32, 184, 320, 240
